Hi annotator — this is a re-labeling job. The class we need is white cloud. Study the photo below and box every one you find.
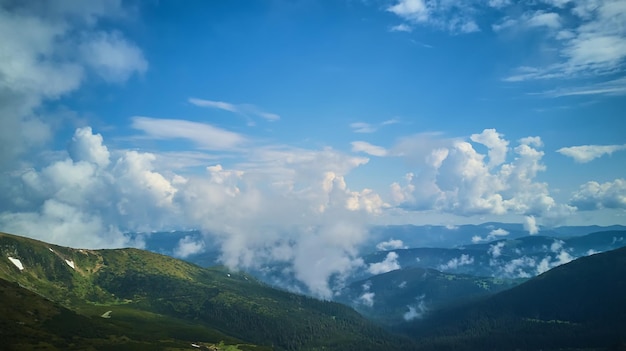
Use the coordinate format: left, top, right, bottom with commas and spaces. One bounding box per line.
389, 129, 572, 220
503, 0, 626, 82
386, 0, 479, 34
80, 31, 148, 83
173, 235, 206, 258
131, 117, 246, 150
570, 178, 626, 210
438, 254, 474, 270
557, 144, 626, 163
489, 241, 506, 258
368, 252, 401, 274
470, 128, 509, 168
351, 141, 388, 157
403, 294, 427, 321
188, 97, 280, 122
68, 127, 111, 167
0, 1, 142, 171
390, 23, 413, 32
359, 291, 375, 307
376, 239, 406, 251
387, 0, 429, 23
524, 215, 539, 235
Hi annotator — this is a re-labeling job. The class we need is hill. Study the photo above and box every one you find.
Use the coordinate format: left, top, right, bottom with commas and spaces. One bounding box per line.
398, 246, 626, 350
0, 232, 413, 351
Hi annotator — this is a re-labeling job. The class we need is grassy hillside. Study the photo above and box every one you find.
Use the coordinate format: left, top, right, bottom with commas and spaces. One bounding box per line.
398, 246, 626, 350
0, 232, 413, 351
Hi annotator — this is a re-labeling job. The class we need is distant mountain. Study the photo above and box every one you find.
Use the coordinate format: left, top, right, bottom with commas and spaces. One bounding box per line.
358, 230, 626, 281
0, 232, 413, 351
336, 267, 521, 326
398, 246, 626, 351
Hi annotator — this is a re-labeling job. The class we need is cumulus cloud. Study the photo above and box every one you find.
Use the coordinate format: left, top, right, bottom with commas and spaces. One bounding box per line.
570, 179, 626, 210
390, 129, 572, 223
188, 97, 280, 122
368, 252, 401, 275
557, 144, 626, 163
358, 281, 375, 307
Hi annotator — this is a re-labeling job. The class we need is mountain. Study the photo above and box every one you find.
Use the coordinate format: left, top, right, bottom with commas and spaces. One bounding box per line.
398, 246, 626, 351
336, 267, 521, 326
358, 230, 626, 280
0, 231, 413, 351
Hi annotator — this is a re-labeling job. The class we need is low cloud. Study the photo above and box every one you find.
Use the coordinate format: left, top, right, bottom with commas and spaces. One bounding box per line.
368, 252, 401, 275
438, 254, 474, 271
524, 215, 539, 235
376, 239, 406, 251
173, 235, 206, 258
403, 294, 428, 321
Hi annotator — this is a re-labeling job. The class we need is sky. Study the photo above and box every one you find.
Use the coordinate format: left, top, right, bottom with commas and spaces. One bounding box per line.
1, 0, 625, 297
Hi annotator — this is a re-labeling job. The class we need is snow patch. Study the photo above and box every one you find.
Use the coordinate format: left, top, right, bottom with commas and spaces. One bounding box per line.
49, 248, 54, 252
65, 259, 75, 269
8, 257, 24, 271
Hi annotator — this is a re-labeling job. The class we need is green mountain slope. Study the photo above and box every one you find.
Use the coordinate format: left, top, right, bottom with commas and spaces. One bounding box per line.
0, 232, 413, 351
399, 246, 626, 350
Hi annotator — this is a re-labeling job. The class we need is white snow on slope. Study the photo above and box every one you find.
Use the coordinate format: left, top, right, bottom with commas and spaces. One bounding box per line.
8, 257, 24, 271
65, 259, 75, 269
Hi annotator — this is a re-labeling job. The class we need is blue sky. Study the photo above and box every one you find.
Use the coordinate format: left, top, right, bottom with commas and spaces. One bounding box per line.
1, 0, 625, 295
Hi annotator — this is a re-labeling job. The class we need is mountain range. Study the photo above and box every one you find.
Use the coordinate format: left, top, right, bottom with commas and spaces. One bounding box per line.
2, 227, 626, 350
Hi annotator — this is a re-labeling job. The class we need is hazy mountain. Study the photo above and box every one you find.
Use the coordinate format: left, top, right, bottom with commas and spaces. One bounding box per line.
0, 231, 413, 351
336, 267, 521, 326
358, 230, 626, 281
398, 246, 626, 350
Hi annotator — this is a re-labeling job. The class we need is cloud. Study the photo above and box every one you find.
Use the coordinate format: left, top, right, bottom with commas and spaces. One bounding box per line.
524, 215, 539, 235
391, 129, 572, 222
376, 239, 406, 251
80, 31, 148, 83
473, 228, 511, 243
535, 76, 626, 97
502, 0, 626, 82
470, 129, 509, 168
189, 98, 280, 122
489, 241, 506, 258
173, 235, 206, 258
368, 252, 401, 274
570, 179, 626, 210
131, 116, 247, 150
387, 0, 479, 34
403, 294, 427, 321
350, 119, 399, 134
351, 141, 388, 157
358, 281, 375, 307
0, 1, 143, 171
390, 23, 413, 32
438, 254, 474, 270
557, 144, 626, 163
2, 126, 386, 298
